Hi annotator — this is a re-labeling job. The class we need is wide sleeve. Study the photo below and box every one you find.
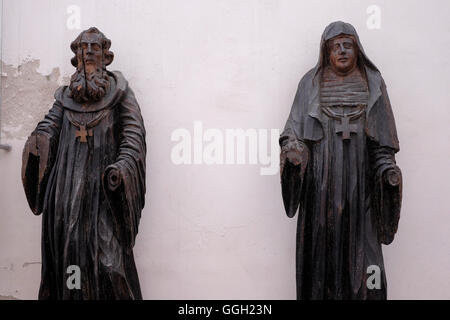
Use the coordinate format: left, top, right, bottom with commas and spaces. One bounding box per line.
22, 101, 64, 215
366, 79, 400, 151
103, 87, 147, 248
366, 79, 402, 244
369, 137, 402, 245
280, 140, 310, 218
279, 79, 311, 218
280, 81, 304, 147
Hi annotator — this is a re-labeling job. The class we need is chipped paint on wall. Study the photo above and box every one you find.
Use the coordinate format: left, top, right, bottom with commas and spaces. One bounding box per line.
1, 59, 64, 140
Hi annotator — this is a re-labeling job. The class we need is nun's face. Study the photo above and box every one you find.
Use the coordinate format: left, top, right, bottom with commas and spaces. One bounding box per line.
328, 35, 357, 75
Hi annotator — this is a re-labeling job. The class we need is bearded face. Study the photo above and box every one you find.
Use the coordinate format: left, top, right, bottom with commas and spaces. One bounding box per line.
69, 32, 110, 103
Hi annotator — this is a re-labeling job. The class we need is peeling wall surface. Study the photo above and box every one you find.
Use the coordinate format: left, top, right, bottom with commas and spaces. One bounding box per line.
1, 0, 450, 300
1, 60, 61, 140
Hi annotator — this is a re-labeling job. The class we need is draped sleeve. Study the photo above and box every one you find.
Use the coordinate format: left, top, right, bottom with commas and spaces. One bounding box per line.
366, 77, 402, 244
366, 78, 400, 152
103, 87, 147, 248
279, 75, 313, 219
22, 99, 64, 215
369, 142, 402, 245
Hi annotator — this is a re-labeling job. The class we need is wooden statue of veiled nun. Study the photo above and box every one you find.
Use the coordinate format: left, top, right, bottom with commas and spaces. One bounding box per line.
280, 21, 402, 300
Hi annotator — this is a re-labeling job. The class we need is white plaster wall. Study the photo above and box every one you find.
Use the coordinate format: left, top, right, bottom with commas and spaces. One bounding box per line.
0, 0, 449, 299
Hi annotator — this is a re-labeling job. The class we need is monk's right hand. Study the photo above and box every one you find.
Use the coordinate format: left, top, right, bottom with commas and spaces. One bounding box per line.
24, 132, 50, 155
23, 133, 51, 181
24, 134, 38, 157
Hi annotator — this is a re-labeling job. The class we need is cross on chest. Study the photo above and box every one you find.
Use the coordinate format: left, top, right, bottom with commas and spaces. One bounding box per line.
75, 125, 93, 143
335, 116, 358, 140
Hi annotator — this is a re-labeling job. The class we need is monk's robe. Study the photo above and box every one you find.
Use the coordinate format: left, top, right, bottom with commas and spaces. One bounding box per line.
22, 71, 146, 300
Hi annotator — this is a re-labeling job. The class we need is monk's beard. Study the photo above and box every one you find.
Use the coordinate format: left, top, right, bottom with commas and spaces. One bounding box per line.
69, 68, 110, 103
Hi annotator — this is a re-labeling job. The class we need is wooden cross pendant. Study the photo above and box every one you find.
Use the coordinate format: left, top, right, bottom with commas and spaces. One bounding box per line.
75, 125, 93, 143
335, 116, 358, 140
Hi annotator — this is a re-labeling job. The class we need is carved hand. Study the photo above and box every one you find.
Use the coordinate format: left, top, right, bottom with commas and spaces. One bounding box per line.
280, 139, 309, 176
384, 165, 401, 187
105, 165, 123, 192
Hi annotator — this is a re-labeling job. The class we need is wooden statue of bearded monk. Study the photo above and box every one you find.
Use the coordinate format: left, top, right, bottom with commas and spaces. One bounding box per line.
21, 27, 146, 300
280, 21, 402, 300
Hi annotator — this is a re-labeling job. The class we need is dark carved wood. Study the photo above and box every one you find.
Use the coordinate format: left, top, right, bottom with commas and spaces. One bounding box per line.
280, 21, 402, 300
22, 27, 146, 300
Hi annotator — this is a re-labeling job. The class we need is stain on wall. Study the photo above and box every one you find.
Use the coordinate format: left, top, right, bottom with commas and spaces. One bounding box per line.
22, 262, 41, 268
0, 294, 19, 300
1, 59, 62, 140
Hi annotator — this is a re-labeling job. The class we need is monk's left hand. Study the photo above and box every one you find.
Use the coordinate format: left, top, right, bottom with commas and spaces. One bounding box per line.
105, 165, 123, 192
384, 166, 401, 187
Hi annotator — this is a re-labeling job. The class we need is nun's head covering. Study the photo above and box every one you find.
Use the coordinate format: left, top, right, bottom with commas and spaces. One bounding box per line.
315, 21, 379, 76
